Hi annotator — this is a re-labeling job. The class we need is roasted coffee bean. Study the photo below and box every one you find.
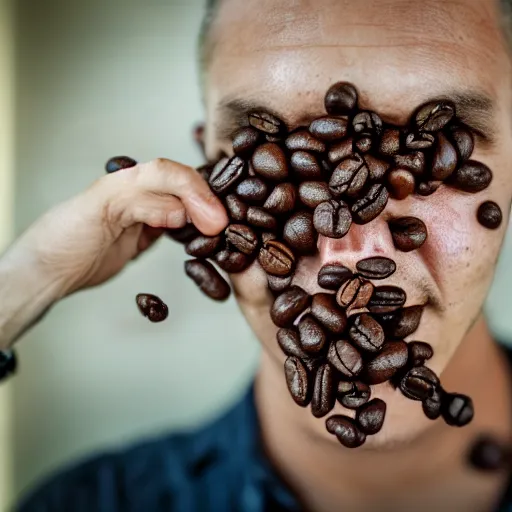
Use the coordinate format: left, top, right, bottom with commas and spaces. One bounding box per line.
252, 143, 289, 181
414, 100, 455, 132
408, 341, 434, 366
283, 212, 317, 254
442, 393, 474, 427
235, 178, 269, 204
389, 216, 428, 252
268, 274, 293, 293
367, 286, 407, 314
225, 194, 248, 222
394, 152, 425, 176
405, 131, 435, 150
209, 156, 247, 194
266, 134, 282, 143
337, 381, 371, 409
311, 363, 337, 418
417, 181, 442, 196
387, 169, 415, 200
363, 340, 408, 385
249, 111, 285, 135
167, 223, 201, 244
355, 136, 372, 153
356, 399, 386, 435
328, 340, 363, 378
299, 181, 333, 209
232, 127, 261, 157
318, 264, 353, 290
284, 356, 311, 407
348, 314, 385, 353
309, 117, 349, 141
379, 128, 401, 156
247, 207, 277, 230
299, 314, 327, 354
271, 286, 311, 328
423, 387, 443, 420
290, 151, 323, 180
399, 366, 439, 401
278, 328, 311, 360
431, 132, 458, 180
329, 155, 369, 197
325, 82, 358, 115
263, 183, 297, 214
327, 138, 354, 164
185, 235, 223, 258
314, 200, 352, 239
326, 416, 366, 448
285, 130, 326, 153
214, 249, 250, 273
477, 201, 503, 230
469, 436, 509, 472
448, 124, 474, 161
261, 232, 277, 244
311, 293, 348, 334
375, 305, 424, 339
105, 156, 137, 173
451, 160, 493, 193
364, 154, 390, 181
356, 257, 396, 280
184, 259, 231, 301
258, 240, 295, 277
336, 277, 374, 311
353, 111, 383, 137
225, 224, 259, 255
136, 294, 168, 323
351, 185, 389, 224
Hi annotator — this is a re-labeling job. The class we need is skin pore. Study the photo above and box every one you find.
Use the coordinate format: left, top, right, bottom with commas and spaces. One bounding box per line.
202, 0, 512, 510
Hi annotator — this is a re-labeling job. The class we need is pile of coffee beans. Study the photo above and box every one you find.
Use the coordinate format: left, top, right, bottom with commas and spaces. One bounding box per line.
106, 81, 501, 447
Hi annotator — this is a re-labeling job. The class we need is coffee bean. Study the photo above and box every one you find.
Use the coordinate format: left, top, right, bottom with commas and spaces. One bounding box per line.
284, 356, 311, 407
450, 161, 493, 193
351, 184, 389, 224
278, 328, 311, 360
263, 183, 297, 214
405, 131, 435, 150
299, 314, 328, 354
247, 207, 277, 230
268, 274, 293, 293
314, 200, 352, 238
389, 217, 428, 252
337, 381, 371, 409
417, 181, 442, 196
285, 130, 326, 153
448, 124, 475, 161
348, 314, 385, 353
105, 156, 137, 173
477, 201, 503, 230
136, 293, 168, 322
355, 136, 372, 153
367, 286, 407, 314
184, 259, 231, 301
379, 128, 401, 156
328, 340, 363, 378
375, 305, 424, 339
329, 155, 369, 197
431, 132, 458, 180
311, 293, 348, 334
356, 257, 396, 280
353, 111, 383, 137
271, 286, 311, 328
290, 151, 323, 180
185, 235, 223, 258
167, 223, 201, 244
326, 416, 366, 448
225, 194, 248, 222
309, 117, 349, 141
283, 212, 317, 254
336, 277, 374, 311
399, 366, 439, 401
225, 224, 259, 255
214, 249, 251, 273
261, 232, 277, 244
318, 264, 353, 290
327, 138, 354, 164
299, 181, 333, 209
469, 436, 509, 472
249, 111, 285, 135
232, 127, 261, 157
209, 156, 247, 194
414, 100, 455, 132
387, 169, 415, 200
266, 134, 282, 143
258, 240, 295, 277
252, 143, 289, 181
363, 154, 391, 181
441, 393, 474, 427
311, 364, 337, 418
235, 178, 269, 204
408, 341, 434, 366
356, 398, 386, 435
325, 82, 358, 115
363, 340, 408, 385
422, 387, 443, 420
394, 152, 426, 176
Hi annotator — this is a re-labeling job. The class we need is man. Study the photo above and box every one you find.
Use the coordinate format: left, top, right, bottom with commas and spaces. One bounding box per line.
3, 0, 512, 510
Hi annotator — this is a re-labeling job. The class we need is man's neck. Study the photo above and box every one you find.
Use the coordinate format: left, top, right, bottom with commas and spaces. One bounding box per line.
255, 317, 512, 512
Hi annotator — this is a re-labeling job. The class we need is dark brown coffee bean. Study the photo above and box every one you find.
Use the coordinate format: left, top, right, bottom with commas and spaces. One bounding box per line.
355, 136, 372, 153
363, 154, 391, 181
252, 143, 289, 182
166, 224, 201, 244
389, 217, 428, 252
309, 117, 348, 141
356, 257, 396, 280
290, 151, 323, 180
414, 100, 455, 132
277, 328, 310, 360
448, 124, 474, 161
235, 178, 269, 204
441, 393, 474, 427
247, 207, 277, 230
232, 127, 261, 157
328, 340, 363, 378
318, 264, 353, 290
299, 181, 333, 209
400, 366, 439, 401
268, 274, 293, 293
336, 277, 374, 311
136, 293, 168, 323
209, 157, 247, 194
270, 286, 311, 327
405, 131, 435, 150
408, 341, 434, 366
185, 235, 223, 258
105, 156, 137, 173
363, 340, 408, 385
225, 224, 259, 255
249, 111, 285, 135
351, 184, 389, 224
258, 240, 295, 277
311, 363, 337, 418
327, 138, 354, 164
367, 286, 407, 314
394, 152, 426, 176
225, 194, 248, 222
477, 201, 503, 230
387, 169, 415, 200
451, 161, 493, 193
284, 356, 311, 407
184, 259, 231, 301
349, 314, 385, 353
298, 314, 327, 354
325, 82, 358, 115
378, 128, 401, 156
311, 293, 348, 334
417, 181, 442, 196
283, 212, 317, 254
214, 249, 250, 273
285, 130, 326, 153
353, 111, 383, 137
337, 381, 371, 409
469, 436, 509, 472
326, 416, 366, 448
263, 183, 297, 214
431, 132, 458, 180
314, 200, 352, 239
423, 387, 443, 420
375, 305, 424, 339
329, 155, 369, 197
356, 398, 386, 435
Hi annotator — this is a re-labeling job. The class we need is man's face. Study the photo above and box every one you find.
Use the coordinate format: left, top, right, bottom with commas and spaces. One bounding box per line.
203, 0, 512, 445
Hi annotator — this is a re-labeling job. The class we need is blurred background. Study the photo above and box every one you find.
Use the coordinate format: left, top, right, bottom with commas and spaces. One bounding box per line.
0, 0, 511, 509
